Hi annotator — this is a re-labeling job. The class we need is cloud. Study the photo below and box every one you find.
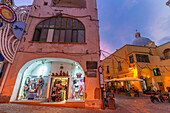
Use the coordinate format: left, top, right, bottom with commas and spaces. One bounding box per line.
15, 0, 33, 6
100, 41, 115, 60
158, 36, 170, 45
122, 0, 138, 9
102, 25, 112, 31
148, 0, 170, 45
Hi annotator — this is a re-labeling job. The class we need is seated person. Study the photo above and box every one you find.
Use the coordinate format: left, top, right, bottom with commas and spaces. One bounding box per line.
150, 93, 159, 103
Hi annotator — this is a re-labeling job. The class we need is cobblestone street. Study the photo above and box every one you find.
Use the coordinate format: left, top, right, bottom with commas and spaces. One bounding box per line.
0, 94, 169, 113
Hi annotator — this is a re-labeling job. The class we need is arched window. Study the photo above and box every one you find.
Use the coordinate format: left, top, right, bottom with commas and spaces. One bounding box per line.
163, 49, 170, 59
32, 17, 85, 43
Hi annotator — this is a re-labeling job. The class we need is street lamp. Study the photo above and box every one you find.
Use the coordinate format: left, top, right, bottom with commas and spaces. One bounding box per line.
166, 0, 170, 6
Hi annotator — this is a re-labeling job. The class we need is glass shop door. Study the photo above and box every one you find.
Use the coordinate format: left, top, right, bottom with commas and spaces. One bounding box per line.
49, 77, 68, 103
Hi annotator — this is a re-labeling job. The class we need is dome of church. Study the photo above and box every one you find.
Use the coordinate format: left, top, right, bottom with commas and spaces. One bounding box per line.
132, 32, 152, 46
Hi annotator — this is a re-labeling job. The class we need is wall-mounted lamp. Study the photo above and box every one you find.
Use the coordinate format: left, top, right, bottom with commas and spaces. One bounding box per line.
129, 65, 132, 69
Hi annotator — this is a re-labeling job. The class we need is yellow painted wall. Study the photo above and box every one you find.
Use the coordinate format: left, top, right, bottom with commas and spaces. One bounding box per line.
101, 42, 170, 92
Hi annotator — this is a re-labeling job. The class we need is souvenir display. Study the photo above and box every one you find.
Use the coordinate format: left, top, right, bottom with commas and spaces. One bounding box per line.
50, 78, 68, 102
0, 18, 6, 30
18, 75, 46, 100
0, 4, 16, 23
17, 62, 85, 102
51, 71, 69, 76
71, 74, 85, 100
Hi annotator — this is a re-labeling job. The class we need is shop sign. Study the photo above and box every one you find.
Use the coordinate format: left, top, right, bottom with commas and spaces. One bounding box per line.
0, 61, 4, 72
87, 70, 97, 77
12, 22, 26, 40
0, 4, 16, 23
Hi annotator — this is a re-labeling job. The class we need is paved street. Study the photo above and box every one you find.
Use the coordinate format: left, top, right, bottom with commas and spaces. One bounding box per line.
0, 94, 169, 113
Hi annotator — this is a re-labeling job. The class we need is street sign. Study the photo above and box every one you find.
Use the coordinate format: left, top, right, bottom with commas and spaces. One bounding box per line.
100, 74, 104, 88
98, 66, 103, 74
12, 21, 26, 40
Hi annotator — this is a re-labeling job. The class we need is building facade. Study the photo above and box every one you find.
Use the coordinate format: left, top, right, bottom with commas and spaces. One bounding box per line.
101, 32, 170, 92
0, 0, 101, 109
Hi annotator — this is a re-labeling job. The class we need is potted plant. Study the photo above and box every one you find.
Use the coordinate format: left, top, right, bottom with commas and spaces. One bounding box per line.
110, 87, 114, 93
116, 88, 119, 94
130, 90, 135, 97
167, 87, 170, 91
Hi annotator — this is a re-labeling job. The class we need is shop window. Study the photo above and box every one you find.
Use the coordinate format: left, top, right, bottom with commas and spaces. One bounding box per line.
163, 49, 170, 59
129, 55, 134, 63
136, 54, 150, 63
107, 66, 110, 74
118, 61, 122, 71
32, 17, 85, 43
17, 59, 85, 102
153, 68, 161, 76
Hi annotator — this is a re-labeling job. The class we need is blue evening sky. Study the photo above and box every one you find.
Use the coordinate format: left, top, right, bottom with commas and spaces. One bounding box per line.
15, 0, 170, 57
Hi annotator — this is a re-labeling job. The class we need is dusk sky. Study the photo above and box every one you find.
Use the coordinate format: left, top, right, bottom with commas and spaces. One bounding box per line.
15, 0, 170, 58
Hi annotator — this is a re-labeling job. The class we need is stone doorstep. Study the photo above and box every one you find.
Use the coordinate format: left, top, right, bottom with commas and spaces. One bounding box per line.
10, 100, 103, 109
0, 95, 10, 103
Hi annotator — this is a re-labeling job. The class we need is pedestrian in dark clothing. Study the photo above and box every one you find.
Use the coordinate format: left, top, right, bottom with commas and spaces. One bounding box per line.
167, 90, 170, 103
158, 94, 164, 103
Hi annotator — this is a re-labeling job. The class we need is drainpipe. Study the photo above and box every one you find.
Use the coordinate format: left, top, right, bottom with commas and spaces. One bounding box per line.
0, 63, 11, 95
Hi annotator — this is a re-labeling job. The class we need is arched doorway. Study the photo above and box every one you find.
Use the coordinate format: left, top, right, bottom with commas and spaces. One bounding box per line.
140, 68, 152, 91
11, 58, 85, 103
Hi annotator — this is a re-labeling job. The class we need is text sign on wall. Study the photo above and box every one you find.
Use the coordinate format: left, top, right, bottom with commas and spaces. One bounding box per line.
86, 61, 98, 69
100, 74, 104, 88
87, 70, 97, 77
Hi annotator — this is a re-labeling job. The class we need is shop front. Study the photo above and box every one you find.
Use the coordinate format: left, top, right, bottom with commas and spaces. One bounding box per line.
12, 58, 85, 104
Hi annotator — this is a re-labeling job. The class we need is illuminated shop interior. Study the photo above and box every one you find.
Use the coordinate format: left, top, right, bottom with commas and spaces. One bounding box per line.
17, 58, 85, 103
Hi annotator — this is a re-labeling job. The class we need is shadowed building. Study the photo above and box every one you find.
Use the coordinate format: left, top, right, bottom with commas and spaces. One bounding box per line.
0, 0, 101, 109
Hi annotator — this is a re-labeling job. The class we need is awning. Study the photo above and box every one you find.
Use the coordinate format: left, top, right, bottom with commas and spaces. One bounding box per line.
104, 77, 143, 82
104, 79, 113, 82
114, 77, 143, 81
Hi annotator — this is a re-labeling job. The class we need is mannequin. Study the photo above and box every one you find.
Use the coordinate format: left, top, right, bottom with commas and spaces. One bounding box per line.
37, 75, 44, 98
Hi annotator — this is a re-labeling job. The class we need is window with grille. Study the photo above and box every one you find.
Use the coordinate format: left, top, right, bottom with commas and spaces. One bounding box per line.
129, 55, 134, 63
107, 66, 110, 74
118, 61, 122, 71
136, 54, 150, 63
153, 68, 161, 76
32, 17, 85, 43
163, 49, 170, 59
